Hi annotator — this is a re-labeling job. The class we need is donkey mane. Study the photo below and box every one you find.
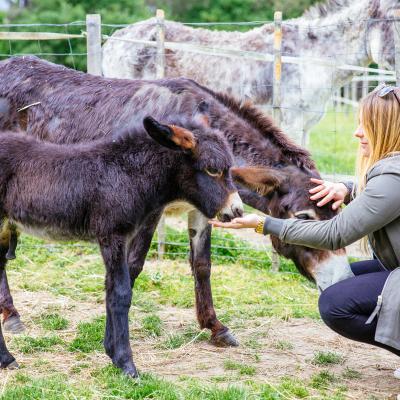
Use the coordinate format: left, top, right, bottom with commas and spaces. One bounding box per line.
303, 0, 395, 19
189, 81, 315, 170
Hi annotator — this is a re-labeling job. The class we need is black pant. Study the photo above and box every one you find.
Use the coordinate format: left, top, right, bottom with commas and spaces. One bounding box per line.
318, 259, 400, 356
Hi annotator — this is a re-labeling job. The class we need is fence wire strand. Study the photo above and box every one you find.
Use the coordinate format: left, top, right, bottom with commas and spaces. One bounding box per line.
0, 15, 389, 265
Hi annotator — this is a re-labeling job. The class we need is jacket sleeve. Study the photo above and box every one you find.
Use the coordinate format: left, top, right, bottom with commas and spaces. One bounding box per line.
263, 173, 400, 250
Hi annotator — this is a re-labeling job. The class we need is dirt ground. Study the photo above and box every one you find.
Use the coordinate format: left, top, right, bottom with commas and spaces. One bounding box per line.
4, 288, 400, 400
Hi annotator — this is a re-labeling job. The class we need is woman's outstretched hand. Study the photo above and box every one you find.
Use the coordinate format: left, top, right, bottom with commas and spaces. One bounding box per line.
309, 178, 348, 210
209, 213, 263, 229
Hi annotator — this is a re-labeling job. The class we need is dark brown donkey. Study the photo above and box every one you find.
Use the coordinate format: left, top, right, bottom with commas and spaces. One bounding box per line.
0, 117, 240, 376
0, 56, 352, 347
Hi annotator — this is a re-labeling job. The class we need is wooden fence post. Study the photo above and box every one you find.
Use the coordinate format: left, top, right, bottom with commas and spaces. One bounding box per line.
156, 9, 166, 259
271, 11, 282, 273
392, 9, 400, 86
86, 14, 102, 76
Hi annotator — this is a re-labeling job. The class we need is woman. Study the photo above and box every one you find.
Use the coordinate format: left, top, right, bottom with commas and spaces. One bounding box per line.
211, 85, 400, 375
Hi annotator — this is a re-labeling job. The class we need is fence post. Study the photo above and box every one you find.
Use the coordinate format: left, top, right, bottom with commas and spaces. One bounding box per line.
156, 9, 166, 259
392, 9, 400, 86
362, 71, 368, 98
86, 14, 102, 76
271, 10, 282, 273
351, 81, 357, 103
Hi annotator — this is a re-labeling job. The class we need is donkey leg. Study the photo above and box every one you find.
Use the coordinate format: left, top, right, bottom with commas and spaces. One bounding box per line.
100, 235, 137, 378
6, 230, 18, 260
188, 210, 239, 347
0, 313, 18, 369
0, 247, 24, 333
103, 210, 162, 359
127, 210, 162, 287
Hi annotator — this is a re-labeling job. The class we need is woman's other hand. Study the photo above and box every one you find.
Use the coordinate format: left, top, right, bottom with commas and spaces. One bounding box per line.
309, 178, 348, 210
209, 213, 263, 229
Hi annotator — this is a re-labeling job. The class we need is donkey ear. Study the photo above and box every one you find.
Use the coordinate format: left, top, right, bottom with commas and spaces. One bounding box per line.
143, 116, 196, 151
193, 100, 211, 127
231, 166, 286, 196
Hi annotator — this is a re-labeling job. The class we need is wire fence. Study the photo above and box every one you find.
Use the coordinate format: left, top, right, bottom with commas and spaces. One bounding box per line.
0, 7, 390, 266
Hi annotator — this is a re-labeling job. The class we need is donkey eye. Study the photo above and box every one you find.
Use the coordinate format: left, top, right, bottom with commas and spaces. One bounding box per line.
295, 213, 311, 220
205, 168, 223, 178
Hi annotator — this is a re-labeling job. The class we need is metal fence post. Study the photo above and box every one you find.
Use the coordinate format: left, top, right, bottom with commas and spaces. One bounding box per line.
271, 10, 282, 273
156, 9, 166, 259
86, 14, 102, 76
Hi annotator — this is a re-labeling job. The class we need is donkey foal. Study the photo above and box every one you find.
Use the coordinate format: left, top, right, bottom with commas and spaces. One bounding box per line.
0, 117, 240, 377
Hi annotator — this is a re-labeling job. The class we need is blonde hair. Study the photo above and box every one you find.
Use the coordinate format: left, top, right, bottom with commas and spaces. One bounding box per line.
355, 87, 400, 252
356, 88, 400, 192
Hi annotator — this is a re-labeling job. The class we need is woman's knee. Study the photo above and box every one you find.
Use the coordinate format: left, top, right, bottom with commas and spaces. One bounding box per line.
318, 286, 336, 326
318, 284, 348, 329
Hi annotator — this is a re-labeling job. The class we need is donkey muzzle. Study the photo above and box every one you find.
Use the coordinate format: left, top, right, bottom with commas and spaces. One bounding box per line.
217, 191, 243, 222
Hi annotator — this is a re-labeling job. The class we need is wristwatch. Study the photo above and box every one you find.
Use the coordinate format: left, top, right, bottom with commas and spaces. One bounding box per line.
255, 217, 265, 234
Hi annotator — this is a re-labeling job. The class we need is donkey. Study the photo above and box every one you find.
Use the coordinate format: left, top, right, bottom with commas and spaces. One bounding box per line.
102, 0, 397, 144
0, 116, 240, 376
0, 56, 352, 347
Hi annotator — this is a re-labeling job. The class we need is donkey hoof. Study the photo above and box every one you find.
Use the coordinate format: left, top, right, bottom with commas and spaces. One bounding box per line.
123, 365, 139, 378
210, 330, 239, 347
5, 360, 19, 370
3, 316, 25, 334
5, 253, 16, 260
1, 359, 19, 369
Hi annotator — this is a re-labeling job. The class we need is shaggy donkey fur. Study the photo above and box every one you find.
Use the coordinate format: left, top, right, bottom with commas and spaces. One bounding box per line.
0, 117, 238, 376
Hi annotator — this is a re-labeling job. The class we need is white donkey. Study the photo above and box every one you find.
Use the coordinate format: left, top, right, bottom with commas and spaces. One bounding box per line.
102, 0, 397, 144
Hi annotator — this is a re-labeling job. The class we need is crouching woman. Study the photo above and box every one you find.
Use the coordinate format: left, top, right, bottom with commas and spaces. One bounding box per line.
211, 86, 400, 370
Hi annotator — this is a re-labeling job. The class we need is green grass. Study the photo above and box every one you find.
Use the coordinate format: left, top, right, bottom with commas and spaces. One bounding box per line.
273, 340, 294, 351
141, 314, 163, 337
310, 370, 337, 389
2, 231, 366, 399
223, 360, 257, 376
310, 108, 358, 175
12, 335, 64, 354
312, 351, 344, 366
160, 327, 209, 350
342, 367, 362, 380
68, 316, 105, 353
35, 312, 69, 331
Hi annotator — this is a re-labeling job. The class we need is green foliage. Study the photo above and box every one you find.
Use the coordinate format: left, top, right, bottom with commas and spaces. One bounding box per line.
312, 351, 344, 366
1, 0, 322, 72
0, 0, 150, 71
12, 335, 63, 353
153, 0, 321, 25
36, 312, 69, 330
68, 316, 105, 353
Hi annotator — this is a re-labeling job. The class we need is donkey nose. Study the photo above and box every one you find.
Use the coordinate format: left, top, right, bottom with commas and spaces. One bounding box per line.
232, 203, 243, 218
217, 192, 244, 221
